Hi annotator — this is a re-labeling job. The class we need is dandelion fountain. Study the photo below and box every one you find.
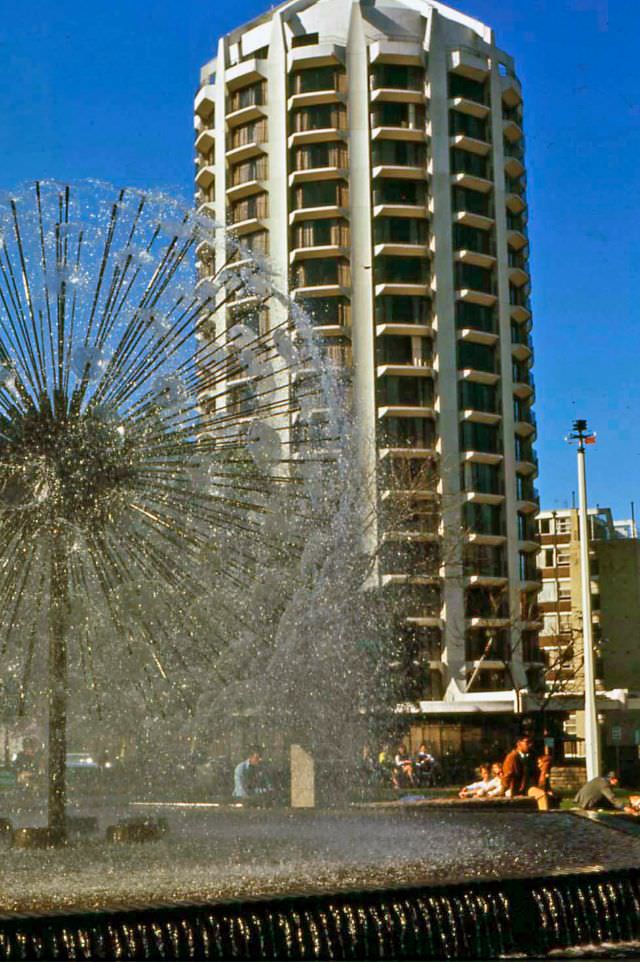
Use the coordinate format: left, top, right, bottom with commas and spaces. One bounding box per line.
0, 181, 640, 959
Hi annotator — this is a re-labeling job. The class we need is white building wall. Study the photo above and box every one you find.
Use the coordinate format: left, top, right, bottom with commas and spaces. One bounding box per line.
194, 0, 540, 712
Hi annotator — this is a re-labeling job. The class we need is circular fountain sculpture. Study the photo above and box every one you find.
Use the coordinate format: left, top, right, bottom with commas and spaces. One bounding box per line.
0, 184, 639, 960
0, 180, 343, 849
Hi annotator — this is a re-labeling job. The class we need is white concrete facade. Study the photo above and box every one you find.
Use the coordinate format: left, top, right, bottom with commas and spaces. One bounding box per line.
194, 0, 541, 713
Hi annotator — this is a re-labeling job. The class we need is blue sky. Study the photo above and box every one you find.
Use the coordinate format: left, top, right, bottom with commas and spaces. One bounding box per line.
0, 0, 637, 517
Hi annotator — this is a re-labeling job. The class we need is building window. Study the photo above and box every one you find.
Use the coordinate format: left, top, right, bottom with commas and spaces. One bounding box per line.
371, 64, 424, 91
290, 66, 339, 94
375, 295, 431, 324
381, 417, 435, 450
378, 375, 434, 408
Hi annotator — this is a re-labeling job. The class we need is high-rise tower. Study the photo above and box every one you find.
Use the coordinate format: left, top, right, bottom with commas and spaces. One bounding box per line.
194, 0, 541, 737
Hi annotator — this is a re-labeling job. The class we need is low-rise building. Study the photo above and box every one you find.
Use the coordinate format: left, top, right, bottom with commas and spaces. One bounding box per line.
536, 507, 640, 774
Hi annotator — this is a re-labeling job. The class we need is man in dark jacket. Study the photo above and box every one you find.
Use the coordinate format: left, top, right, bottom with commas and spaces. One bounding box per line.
575, 772, 638, 814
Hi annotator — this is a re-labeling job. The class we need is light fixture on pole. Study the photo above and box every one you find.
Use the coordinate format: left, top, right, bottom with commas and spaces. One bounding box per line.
566, 419, 601, 780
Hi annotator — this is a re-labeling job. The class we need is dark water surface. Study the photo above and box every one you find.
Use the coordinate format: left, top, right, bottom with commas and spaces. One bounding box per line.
1, 808, 640, 958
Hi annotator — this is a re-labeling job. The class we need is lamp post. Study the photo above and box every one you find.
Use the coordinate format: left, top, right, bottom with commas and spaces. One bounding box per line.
567, 419, 601, 780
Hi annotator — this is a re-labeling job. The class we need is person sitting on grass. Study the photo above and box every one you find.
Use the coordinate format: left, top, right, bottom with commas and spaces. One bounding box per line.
414, 743, 437, 787
392, 744, 415, 789
485, 762, 505, 797
458, 763, 492, 798
502, 735, 549, 810
574, 771, 638, 815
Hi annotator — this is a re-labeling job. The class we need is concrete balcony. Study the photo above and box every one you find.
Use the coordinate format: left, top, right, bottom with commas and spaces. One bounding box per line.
509, 265, 530, 287
288, 127, 346, 147
194, 84, 215, 119
406, 616, 443, 630
504, 154, 525, 179
506, 192, 527, 215
373, 203, 428, 219
507, 228, 528, 250
458, 368, 500, 387
225, 139, 267, 165
225, 59, 266, 91
457, 328, 498, 347
225, 179, 264, 203
451, 172, 493, 194
226, 293, 262, 313
455, 249, 496, 270
287, 90, 344, 111
465, 573, 508, 588
228, 215, 264, 236
517, 498, 539, 514
376, 322, 434, 338
195, 165, 215, 190
374, 242, 428, 258
196, 200, 216, 218
449, 49, 489, 82
381, 487, 437, 502
384, 529, 439, 544
449, 96, 490, 120
289, 205, 347, 224
450, 134, 491, 157
376, 363, 434, 378
467, 617, 511, 630
287, 42, 345, 72
372, 164, 426, 180
461, 450, 503, 466
515, 456, 538, 475
369, 40, 423, 65
520, 576, 542, 591
381, 573, 440, 587
459, 408, 501, 427
519, 538, 539, 553
464, 532, 507, 547
371, 87, 424, 105
312, 326, 350, 341
456, 288, 497, 307
503, 118, 523, 143
512, 377, 534, 399
226, 103, 267, 128
510, 303, 532, 323
377, 405, 435, 419
379, 445, 438, 461
463, 490, 505, 507
375, 281, 430, 298
511, 338, 533, 363
371, 126, 427, 143
195, 127, 215, 155
465, 659, 509, 673
453, 210, 494, 231
514, 418, 536, 438
501, 74, 522, 107
292, 283, 350, 298
289, 244, 347, 263
289, 166, 347, 186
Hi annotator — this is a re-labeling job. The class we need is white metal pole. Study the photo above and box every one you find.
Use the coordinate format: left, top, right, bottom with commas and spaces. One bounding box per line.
576, 439, 601, 780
